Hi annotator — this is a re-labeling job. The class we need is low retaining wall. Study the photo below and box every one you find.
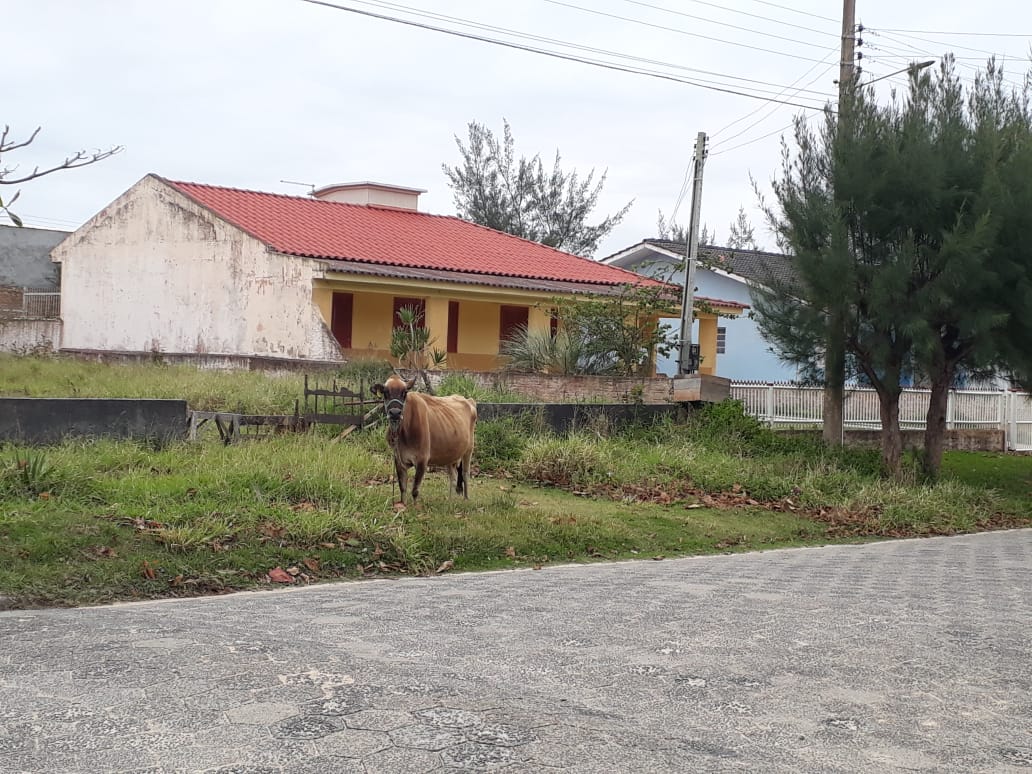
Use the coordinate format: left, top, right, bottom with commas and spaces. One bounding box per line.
0, 398, 189, 445
433, 370, 678, 404
843, 428, 1006, 453
60, 349, 344, 373
477, 403, 684, 432
0, 319, 61, 354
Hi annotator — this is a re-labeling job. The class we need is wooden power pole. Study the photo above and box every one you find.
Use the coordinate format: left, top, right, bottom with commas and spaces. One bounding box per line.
824, 0, 857, 445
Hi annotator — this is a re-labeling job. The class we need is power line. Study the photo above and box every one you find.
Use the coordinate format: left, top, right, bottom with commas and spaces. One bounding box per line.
874, 26, 1032, 38
709, 114, 817, 157
742, 0, 839, 25
541, 0, 840, 63
351, 0, 835, 97
866, 27, 1027, 59
597, 0, 841, 47
866, 31, 1027, 89
711, 62, 836, 148
712, 52, 837, 142
300, 0, 833, 110
620, 0, 839, 39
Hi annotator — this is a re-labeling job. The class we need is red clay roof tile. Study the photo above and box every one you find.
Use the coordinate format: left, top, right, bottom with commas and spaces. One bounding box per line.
163, 178, 666, 289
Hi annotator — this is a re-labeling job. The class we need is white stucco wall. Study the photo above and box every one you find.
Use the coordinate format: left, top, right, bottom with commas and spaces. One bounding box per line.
52, 175, 341, 360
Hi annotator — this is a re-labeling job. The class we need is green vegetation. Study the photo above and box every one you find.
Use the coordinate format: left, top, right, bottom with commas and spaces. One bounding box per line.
1, 357, 1028, 608
0, 353, 305, 413
1, 394, 1028, 609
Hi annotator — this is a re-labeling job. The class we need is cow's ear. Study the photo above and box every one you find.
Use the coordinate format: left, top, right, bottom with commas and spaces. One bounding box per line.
405, 377, 417, 391
371, 383, 384, 397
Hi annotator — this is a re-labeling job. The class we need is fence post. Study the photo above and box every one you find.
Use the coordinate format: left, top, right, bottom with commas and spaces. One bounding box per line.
765, 384, 775, 426
946, 390, 954, 431
1007, 392, 1017, 451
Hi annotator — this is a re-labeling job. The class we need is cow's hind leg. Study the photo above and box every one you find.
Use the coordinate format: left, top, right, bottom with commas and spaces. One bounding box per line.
446, 464, 459, 496
411, 461, 427, 501
458, 448, 473, 498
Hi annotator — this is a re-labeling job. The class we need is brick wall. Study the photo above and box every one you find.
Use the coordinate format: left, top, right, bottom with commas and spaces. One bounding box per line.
431, 370, 676, 404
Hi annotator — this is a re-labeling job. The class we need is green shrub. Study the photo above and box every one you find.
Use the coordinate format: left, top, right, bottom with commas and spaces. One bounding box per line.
518, 434, 612, 487
475, 414, 543, 472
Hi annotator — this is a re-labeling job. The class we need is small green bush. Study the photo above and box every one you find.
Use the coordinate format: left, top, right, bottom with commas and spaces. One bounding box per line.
475, 414, 543, 472
518, 434, 612, 487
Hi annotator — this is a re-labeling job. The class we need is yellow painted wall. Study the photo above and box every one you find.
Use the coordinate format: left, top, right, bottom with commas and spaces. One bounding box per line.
457, 301, 499, 355
698, 315, 718, 376
310, 277, 737, 374
352, 292, 395, 350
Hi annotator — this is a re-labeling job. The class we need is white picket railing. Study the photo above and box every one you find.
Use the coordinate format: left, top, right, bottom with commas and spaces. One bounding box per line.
730, 382, 1032, 451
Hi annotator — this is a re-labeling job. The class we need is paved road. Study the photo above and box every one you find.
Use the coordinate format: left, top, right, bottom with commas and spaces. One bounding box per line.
1, 531, 1031, 773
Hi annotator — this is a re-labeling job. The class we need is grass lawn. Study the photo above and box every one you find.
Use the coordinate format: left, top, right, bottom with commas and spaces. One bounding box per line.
1, 355, 1029, 608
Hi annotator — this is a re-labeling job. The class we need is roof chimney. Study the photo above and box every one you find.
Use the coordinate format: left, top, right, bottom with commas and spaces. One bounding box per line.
310, 181, 425, 211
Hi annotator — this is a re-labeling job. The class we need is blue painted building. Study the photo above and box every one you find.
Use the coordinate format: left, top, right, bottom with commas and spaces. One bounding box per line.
602, 239, 800, 382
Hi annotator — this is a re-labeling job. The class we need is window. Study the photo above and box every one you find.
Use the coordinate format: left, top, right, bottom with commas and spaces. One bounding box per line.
330, 292, 353, 349
447, 301, 460, 354
392, 296, 426, 329
716, 326, 727, 355
499, 305, 529, 344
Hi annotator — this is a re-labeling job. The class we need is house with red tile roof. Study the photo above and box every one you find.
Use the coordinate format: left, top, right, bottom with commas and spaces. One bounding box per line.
51, 175, 744, 371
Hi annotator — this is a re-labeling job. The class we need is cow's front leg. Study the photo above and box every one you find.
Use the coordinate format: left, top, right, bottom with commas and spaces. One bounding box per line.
394, 457, 409, 503
411, 461, 427, 501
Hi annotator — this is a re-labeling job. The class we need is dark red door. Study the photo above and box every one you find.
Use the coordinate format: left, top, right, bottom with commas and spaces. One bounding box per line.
331, 292, 353, 349
499, 305, 529, 344
447, 301, 460, 353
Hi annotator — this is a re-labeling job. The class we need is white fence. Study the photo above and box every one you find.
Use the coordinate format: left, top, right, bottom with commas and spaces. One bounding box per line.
730, 382, 1032, 452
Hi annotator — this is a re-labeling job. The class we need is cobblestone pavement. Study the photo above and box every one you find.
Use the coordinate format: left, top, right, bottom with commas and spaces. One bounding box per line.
2, 530, 1031, 773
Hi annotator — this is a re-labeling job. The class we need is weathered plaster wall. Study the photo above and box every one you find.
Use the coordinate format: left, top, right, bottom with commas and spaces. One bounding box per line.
52, 176, 340, 360
0, 224, 67, 289
0, 319, 61, 353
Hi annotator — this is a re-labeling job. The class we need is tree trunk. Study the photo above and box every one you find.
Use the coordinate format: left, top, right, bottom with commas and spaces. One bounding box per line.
922, 364, 955, 480
823, 313, 845, 446
878, 388, 903, 479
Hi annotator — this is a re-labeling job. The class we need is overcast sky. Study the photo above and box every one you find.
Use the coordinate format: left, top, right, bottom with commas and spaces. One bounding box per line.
7, 0, 1031, 259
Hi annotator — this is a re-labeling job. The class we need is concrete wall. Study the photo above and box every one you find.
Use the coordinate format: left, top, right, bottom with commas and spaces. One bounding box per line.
0, 319, 61, 353
51, 175, 341, 361
0, 398, 188, 445
0, 224, 67, 289
842, 428, 1006, 453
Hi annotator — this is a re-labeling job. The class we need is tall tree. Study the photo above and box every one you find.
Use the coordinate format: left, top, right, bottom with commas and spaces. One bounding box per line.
754, 58, 1032, 478
727, 205, 759, 250
0, 125, 122, 225
443, 120, 632, 258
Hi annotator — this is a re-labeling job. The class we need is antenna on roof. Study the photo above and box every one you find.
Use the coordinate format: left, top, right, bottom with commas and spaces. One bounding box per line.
280, 179, 316, 195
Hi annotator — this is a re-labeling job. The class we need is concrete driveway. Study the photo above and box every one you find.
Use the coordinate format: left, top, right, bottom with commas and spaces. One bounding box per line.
2, 530, 1031, 773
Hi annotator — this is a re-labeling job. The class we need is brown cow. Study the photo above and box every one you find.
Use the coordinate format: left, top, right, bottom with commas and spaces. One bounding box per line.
371, 374, 477, 503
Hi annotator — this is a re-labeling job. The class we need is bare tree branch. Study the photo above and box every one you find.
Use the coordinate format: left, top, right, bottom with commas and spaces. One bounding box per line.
0, 125, 122, 226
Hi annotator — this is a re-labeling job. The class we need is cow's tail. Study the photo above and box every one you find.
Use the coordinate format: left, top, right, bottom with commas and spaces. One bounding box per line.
456, 460, 466, 496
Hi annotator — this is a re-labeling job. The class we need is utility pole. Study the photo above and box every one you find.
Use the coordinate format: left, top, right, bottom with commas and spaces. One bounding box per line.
677, 131, 707, 375
823, 0, 857, 445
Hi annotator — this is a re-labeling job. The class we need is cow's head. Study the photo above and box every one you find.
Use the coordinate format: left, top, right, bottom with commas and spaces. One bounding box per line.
371, 374, 417, 426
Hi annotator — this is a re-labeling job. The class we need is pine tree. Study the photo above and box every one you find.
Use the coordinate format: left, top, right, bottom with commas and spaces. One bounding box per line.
443, 120, 632, 258
753, 57, 1032, 478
